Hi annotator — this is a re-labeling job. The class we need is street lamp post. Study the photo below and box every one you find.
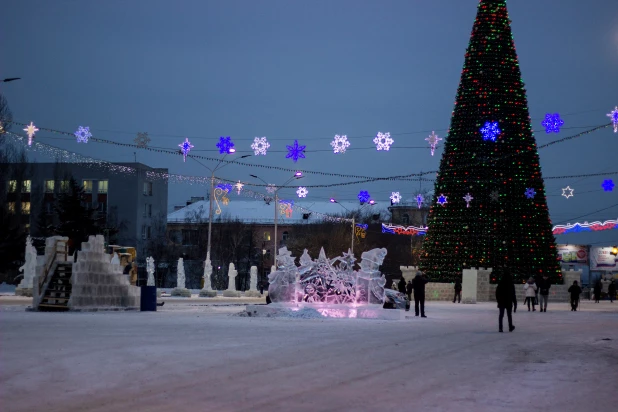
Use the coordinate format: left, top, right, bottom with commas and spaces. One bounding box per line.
330, 198, 376, 255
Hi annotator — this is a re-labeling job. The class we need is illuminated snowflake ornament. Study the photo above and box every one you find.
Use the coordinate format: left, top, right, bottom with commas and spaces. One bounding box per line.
135, 132, 150, 148
216, 183, 232, 193
425, 131, 442, 156
178, 138, 194, 162
480, 121, 501, 142
234, 181, 244, 195
602, 179, 614, 192
23, 122, 39, 146
390, 192, 401, 204
358, 190, 371, 204
216, 136, 235, 154
330, 134, 350, 154
296, 186, 309, 198
266, 184, 277, 194
416, 194, 424, 209
373, 132, 393, 151
74, 126, 92, 143
525, 188, 536, 199
437, 194, 448, 206
286, 140, 306, 162
251, 137, 270, 155
561, 186, 574, 199
541, 113, 564, 134
463, 193, 474, 208
607, 107, 618, 133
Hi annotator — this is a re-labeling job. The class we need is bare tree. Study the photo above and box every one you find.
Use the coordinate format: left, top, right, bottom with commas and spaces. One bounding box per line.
0, 93, 13, 132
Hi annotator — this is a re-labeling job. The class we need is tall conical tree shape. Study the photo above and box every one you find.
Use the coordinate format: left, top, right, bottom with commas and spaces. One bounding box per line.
419, 0, 561, 284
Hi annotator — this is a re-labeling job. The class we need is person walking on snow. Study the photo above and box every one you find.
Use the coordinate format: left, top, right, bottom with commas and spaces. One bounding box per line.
593, 279, 602, 303
495, 271, 517, 333
568, 280, 582, 311
412, 272, 428, 318
524, 277, 538, 311
537, 274, 551, 312
608, 280, 616, 303
453, 279, 462, 303
398, 277, 406, 295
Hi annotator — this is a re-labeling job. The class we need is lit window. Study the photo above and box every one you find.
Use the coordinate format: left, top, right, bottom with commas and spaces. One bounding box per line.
98, 180, 108, 194
45, 180, 55, 193
60, 180, 69, 193
264, 232, 271, 241
8, 202, 16, 213
83, 180, 93, 193
22, 180, 31, 193
143, 182, 153, 196
22, 202, 31, 215
8, 180, 17, 193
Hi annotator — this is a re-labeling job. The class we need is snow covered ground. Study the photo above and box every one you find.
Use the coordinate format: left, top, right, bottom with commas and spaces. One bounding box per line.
1, 299, 617, 412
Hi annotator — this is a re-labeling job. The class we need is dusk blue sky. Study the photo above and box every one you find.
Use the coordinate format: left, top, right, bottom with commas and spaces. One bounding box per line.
1, 0, 617, 246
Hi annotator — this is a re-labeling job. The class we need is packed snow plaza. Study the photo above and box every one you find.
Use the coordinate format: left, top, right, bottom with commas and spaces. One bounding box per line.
1, 0, 617, 411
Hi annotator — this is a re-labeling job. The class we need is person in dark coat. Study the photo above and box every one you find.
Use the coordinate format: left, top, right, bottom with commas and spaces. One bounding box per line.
568, 280, 582, 311
495, 272, 517, 333
593, 279, 602, 303
398, 277, 406, 295
537, 274, 551, 312
453, 280, 462, 303
608, 280, 616, 303
411, 272, 428, 317
406, 280, 413, 302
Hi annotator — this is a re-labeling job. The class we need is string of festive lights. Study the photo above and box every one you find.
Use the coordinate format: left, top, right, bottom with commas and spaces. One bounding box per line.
552, 219, 618, 235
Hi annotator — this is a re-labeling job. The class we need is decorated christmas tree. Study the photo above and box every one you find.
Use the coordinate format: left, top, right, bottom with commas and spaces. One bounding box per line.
420, 0, 561, 284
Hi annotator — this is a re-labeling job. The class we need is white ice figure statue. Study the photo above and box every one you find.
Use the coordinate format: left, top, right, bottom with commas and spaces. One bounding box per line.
203, 252, 213, 291
177, 258, 186, 289
268, 247, 299, 303
227, 263, 237, 290
146, 256, 155, 286
250, 266, 258, 290
17, 236, 37, 290
111, 252, 121, 266
357, 248, 388, 305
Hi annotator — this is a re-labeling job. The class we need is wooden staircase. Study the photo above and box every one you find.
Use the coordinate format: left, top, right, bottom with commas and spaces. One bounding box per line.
39, 262, 72, 311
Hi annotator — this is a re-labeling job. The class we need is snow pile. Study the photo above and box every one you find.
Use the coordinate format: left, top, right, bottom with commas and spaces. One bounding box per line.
279, 307, 324, 319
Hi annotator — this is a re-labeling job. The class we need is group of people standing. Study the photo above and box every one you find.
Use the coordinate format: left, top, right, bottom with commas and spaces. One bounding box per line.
592, 277, 616, 303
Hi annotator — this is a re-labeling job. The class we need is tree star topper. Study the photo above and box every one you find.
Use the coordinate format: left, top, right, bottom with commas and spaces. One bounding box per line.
425, 131, 442, 156
358, 190, 371, 204
373, 132, 394, 151
216, 136, 235, 154
602, 179, 614, 192
437, 194, 448, 206
607, 106, 618, 133
179, 138, 194, 162
390, 191, 401, 204
286, 140, 306, 162
480, 121, 501, 142
330, 134, 350, 154
23, 122, 39, 146
296, 186, 309, 198
463, 193, 474, 208
234, 181, 244, 195
525, 188, 536, 199
561, 186, 574, 199
541, 113, 564, 134
74, 126, 92, 143
251, 136, 270, 155
416, 194, 424, 209
135, 132, 150, 148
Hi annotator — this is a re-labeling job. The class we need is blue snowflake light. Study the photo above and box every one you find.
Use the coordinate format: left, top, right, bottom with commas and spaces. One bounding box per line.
602, 179, 614, 192
216, 136, 235, 154
358, 191, 371, 204
541, 113, 564, 134
607, 106, 618, 133
525, 188, 536, 199
416, 194, 424, 209
480, 121, 501, 141
216, 183, 232, 192
286, 140, 306, 162
74, 126, 92, 143
437, 194, 448, 206
178, 138, 194, 162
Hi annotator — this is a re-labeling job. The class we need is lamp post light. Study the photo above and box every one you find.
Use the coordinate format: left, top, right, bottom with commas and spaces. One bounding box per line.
330, 198, 375, 255
251, 171, 303, 269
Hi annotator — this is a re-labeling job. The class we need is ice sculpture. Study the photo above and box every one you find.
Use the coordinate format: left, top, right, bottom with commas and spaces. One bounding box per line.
267, 247, 389, 305
171, 257, 190, 297
250, 266, 258, 291
199, 252, 217, 297
16, 236, 38, 296
146, 256, 155, 286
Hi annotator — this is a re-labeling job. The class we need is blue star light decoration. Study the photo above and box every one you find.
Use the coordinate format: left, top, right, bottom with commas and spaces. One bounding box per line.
358, 191, 371, 204
480, 121, 501, 142
416, 194, 424, 209
74, 126, 92, 143
602, 179, 614, 192
216, 136, 235, 154
179, 138, 194, 162
286, 140, 306, 162
525, 188, 536, 199
541, 113, 564, 134
216, 183, 232, 193
607, 106, 618, 133
437, 194, 448, 206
